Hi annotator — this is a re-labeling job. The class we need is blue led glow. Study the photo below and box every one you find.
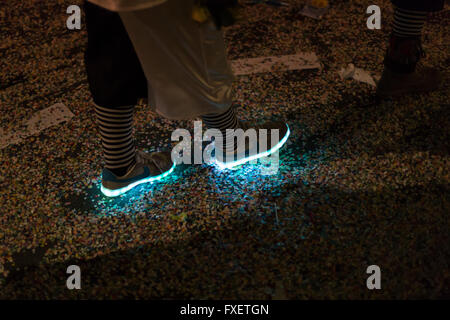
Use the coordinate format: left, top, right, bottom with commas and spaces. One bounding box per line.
215, 125, 291, 170
100, 162, 176, 197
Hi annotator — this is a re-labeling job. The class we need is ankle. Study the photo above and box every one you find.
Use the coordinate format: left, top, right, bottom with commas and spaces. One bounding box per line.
385, 35, 423, 73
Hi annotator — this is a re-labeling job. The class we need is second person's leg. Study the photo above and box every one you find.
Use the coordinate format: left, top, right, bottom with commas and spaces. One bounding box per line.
120, 0, 290, 167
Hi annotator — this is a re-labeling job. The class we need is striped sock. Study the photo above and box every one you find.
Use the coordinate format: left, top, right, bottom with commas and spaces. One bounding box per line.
201, 106, 240, 153
95, 104, 136, 177
392, 7, 427, 37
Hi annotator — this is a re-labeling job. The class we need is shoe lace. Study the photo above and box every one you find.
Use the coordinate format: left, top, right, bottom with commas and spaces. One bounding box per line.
136, 150, 151, 165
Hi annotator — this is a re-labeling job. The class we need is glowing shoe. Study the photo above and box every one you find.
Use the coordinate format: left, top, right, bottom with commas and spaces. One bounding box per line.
377, 65, 442, 98
215, 120, 290, 170
101, 151, 175, 197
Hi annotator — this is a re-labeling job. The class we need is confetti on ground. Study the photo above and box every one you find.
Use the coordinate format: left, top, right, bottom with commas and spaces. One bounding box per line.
231, 52, 321, 75
0, 103, 74, 149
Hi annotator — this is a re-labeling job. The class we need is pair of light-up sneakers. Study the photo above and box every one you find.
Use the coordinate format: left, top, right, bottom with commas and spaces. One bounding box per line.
100, 121, 290, 197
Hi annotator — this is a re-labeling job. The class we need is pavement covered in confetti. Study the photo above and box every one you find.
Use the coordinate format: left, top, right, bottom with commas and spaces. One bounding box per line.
0, 0, 449, 299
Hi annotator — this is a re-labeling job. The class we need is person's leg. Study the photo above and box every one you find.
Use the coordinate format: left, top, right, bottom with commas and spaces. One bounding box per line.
94, 104, 135, 177
392, 7, 427, 38
120, 0, 290, 168
377, 0, 444, 97
84, 1, 174, 197
85, 1, 143, 176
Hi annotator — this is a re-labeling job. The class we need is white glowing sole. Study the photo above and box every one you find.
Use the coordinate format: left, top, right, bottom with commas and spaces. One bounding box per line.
100, 162, 176, 197
215, 125, 291, 170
